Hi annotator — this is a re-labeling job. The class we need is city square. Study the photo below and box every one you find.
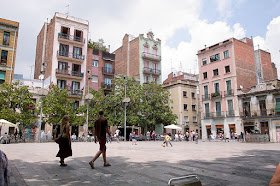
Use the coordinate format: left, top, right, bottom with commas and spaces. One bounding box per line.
1, 140, 279, 186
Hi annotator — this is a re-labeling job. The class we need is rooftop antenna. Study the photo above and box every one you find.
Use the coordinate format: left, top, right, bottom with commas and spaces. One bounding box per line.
66, 5, 69, 15
179, 61, 182, 72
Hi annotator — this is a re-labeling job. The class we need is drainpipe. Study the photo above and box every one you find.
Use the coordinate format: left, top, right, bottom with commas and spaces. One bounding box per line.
9, 30, 17, 83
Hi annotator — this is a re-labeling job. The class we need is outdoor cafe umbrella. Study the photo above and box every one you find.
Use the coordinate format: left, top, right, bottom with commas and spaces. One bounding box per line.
0, 119, 17, 127
164, 124, 182, 130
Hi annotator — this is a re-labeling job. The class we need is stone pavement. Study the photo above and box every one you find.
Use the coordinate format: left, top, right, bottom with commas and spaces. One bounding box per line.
0, 141, 279, 186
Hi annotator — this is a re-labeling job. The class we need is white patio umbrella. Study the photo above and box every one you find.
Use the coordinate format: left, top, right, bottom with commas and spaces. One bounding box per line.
164, 124, 182, 130
0, 119, 17, 127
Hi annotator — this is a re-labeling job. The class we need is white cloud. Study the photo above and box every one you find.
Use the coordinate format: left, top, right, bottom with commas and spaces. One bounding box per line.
253, 16, 280, 78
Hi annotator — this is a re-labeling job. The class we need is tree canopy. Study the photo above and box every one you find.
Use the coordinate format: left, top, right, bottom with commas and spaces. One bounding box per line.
88, 39, 107, 52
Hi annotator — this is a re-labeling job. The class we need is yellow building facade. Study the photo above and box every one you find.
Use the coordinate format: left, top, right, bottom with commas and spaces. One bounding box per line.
0, 18, 19, 84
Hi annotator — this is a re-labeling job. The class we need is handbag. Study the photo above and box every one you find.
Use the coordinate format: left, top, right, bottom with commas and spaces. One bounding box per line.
55, 134, 62, 144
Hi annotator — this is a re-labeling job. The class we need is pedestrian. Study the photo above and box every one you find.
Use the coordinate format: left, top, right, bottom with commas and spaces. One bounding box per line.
152, 130, 156, 141
14, 128, 18, 142
56, 115, 72, 167
0, 150, 9, 185
106, 129, 112, 143
190, 130, 193, 141
115, 128, 120, 143
162, 133, 172, 147
89, 110, 111, 169
195, 132, 199, 144
192, 130, 196, 141
186, 130, 189, 141
131, 131, 137, 145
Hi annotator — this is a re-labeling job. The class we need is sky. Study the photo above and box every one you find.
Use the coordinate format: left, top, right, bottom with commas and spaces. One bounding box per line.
1, 0, 280, 81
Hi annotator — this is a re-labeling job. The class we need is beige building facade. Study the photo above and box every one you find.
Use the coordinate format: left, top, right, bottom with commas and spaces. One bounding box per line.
163, 72, 200, 135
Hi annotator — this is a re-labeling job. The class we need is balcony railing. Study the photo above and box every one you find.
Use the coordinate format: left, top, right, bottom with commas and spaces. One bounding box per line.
102, 67, 114, 75
67, 89, 83, 96
212, 111, 225, 118
226, 110, 235, 116
153, 69, 161, 75
102, 51, 115, 61
143, 67, 153, 74
204, 113, 212, 119
57, 51, 85, 60
58, 33, 85, 43
202, 94, 210, 101
142, 52, 161, 61
0, 62, 7, 67
71, 71, 84, 77
211, 92, 222, 99
101, 82, 113, 90
56, 69, 69, 75
224, 90, 234, 97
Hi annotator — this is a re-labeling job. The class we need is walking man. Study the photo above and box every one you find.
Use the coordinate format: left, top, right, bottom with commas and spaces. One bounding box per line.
89, 110, 111, 169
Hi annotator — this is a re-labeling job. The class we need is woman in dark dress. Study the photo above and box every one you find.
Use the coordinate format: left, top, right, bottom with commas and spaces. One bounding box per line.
56, 115, 72, 166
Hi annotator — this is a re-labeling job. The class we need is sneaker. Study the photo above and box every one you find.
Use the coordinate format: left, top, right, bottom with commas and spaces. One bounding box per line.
104, 163, 111, 167
89, 161, 94, 169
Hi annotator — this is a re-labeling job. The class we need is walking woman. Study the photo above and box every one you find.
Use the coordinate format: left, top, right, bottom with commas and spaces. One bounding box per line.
56, 115, 72, 166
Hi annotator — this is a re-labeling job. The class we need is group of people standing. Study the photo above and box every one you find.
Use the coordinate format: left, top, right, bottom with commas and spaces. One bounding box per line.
56, 110, 111, 169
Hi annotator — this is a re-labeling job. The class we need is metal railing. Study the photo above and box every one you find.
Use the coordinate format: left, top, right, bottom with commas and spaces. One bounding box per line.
67, 89, 83, 96
57, 51, 85, 60
142, 52, 161, 61
102, 67, 114, 75
71, 71, 84, 77
101, 82, 113, 89
212, 111, 225, 117
226, 110, 235, 116
204, 113, 212, 119
224, 90, 234, 97
143, 67, 153, 74
58, 33, 85, 43
202, 94, 210, 101
56, 69, 69, 75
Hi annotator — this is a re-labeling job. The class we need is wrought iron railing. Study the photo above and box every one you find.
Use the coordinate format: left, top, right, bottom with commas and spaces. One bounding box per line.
58, 33, 85, 43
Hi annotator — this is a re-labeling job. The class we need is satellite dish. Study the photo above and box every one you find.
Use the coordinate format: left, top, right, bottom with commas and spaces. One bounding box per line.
39, 74, 44, 80
240, 85, 243, 89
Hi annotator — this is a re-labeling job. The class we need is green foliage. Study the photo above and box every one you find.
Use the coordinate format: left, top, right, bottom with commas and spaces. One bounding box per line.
42, 85, 85, 126
88, 39, 107, 51
87, 77, 177, 128
0, 83, 36, 127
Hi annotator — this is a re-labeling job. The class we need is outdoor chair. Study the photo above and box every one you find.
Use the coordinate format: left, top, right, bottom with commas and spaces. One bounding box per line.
168, 175, 202, 186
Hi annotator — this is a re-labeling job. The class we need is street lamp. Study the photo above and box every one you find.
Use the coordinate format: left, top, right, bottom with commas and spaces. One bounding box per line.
38, 69, 47, 143
85, 70, 93, 141
122, 76, 130, 141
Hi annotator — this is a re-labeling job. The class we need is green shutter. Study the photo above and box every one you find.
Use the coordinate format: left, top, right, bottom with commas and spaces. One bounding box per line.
0, 71, 5, 80
275, 98, 280, 113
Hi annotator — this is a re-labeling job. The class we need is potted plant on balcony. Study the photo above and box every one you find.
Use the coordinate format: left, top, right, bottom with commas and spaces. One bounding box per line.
211, 92, 219, 98
253, 111, 257, 116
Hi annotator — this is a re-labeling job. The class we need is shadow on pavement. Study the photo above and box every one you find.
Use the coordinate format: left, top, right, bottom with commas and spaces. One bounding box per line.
9, 149, 278, 186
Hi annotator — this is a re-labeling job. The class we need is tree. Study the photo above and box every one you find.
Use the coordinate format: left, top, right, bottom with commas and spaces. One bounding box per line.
0, 83, 36, 127
42, 85, 85, 126
88, 39, 107, 51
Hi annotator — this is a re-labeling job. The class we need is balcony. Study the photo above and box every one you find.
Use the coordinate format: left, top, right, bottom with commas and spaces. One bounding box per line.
57, 51, 85, 63
56, 69, 83, 80
224, 90, 234, 97
58, 33, 85, 46
0, 61, 7, 67
212, 111, 225, 118
102, 52, 115, 61
102, 67, 114, 75
204, 113, 212, 119
240, 111, 251, 117
143, 67, 153, 74
101, 82, 113, 90
67, 89, 83, 98
202, 94, 210, 101
152, 69, 161, 76
142, 52, 161, 62
211, 92, 222, 100
226, 110, 235, 117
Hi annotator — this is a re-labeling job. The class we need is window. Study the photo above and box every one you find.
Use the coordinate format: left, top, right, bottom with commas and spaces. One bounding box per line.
205, 103, 210, 114
105, 63, 112, 73
73, 47, 82, 58
61, 26, 69, 35
73, 101, 79, 110
258, 72, 262, 78
57, 80, 66, 89
202, 58, 207, 65
226, 80, 232, 92
153, 77, 158, 84
183, 91, 187, 97
59, 44, 69, 56
192, 105, 196, 111
227, 100, 234, 115
3, 32, 10, 46
1, 50, 8, 63
144, 76, 149, 83
193, 116, 197, 122
275, 98, 280, 114
92, 76, 98, 83
105, 78, 111, 85
184, 104, 188, 111
0, 70, 5, 84
210, 53, 220, 62
225, 65, 230, 73
73, 64, 81, 72
224, 50, 229, 59
216, 101, 221, 115
203, 72, 207, 79
72, 81, 80, 90
92, 60, 98, 67
191, 92, 195, 99
204, 85, 208, 98
214, 82, 220, 93
213, 69, 219, 76
184, 116, 189, 122
58, 62, 67, 70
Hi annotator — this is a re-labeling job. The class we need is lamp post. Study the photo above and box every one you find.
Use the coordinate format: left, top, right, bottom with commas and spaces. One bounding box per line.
122, 76, 130, 141
38, 71, 46, 143
85, 71, 93, 141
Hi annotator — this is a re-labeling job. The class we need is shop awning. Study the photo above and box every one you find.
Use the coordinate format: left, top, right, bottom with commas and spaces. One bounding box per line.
229, 124, 235, 128
244, 122, 254, 126
216, 125, 224, 128
206, 125, 211, 129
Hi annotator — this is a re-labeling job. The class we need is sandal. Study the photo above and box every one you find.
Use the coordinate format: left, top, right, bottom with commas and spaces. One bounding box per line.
60, 163, 67, 167
104, 163, 111, 167
89, 161, 94, 169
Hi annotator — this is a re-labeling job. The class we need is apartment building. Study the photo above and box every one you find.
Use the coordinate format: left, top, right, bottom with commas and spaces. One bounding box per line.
114, 31, 161, 84
238, 80, 280, 142
197, 37, 277, 140
0, 18, 19, 84
163, 72, 200, 135
86, 48, 115, 95
34, 12, 88, 106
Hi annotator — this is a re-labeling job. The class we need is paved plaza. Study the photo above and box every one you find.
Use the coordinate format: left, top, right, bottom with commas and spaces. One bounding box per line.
0, 140, 279, 186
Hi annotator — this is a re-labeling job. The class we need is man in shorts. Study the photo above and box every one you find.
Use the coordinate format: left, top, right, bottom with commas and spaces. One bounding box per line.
89, 110, 111, 169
